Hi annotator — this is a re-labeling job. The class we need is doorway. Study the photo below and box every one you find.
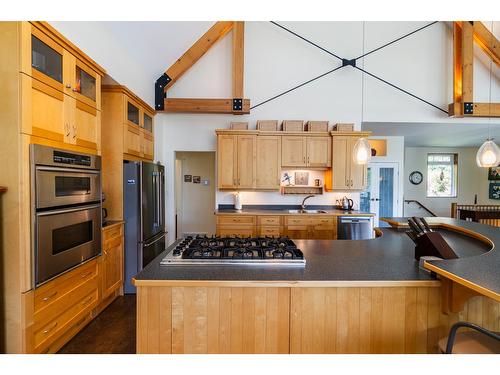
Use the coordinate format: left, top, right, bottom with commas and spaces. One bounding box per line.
360, 162, 400, 227
174, 152, 216, 239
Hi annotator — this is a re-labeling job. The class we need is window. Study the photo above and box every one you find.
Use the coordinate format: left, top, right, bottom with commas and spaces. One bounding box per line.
427, 153, 458, 197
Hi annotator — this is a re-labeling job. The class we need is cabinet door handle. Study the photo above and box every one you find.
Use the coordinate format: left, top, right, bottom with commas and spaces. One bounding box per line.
72, 124, 77, 139
65, 123, 70, 137
43, 321, 58, 335
42, 291, 58, 302
303, 156, 306, 164
65, 84, 72, 89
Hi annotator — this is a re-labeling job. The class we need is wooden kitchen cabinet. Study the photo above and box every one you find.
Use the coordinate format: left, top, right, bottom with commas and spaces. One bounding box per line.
216, 215, 257, 237
256, 135, 281, 190
216, 131, 257, 189
101, 85, 155, 221
281, 135, 331, 168
101, 223, 124, 300
325, 133, 369, 191
284, 216, 336, 239
19, 22, 104, 153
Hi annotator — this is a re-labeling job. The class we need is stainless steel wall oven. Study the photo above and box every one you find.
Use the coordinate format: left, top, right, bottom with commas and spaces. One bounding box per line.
31, 145, 102, 287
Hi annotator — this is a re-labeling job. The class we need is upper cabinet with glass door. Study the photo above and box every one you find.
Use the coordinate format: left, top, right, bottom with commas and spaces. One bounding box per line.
20, 22, 105, 152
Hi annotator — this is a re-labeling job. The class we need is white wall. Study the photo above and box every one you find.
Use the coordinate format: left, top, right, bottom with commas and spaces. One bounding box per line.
404, 147, 497, 217
47, 21, 500, 244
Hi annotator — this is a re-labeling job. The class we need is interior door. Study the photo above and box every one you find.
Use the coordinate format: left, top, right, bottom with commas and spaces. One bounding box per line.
360, 162, 399, 227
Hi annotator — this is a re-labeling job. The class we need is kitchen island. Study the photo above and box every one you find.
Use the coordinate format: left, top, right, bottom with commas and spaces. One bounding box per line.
132, 219, 499, 354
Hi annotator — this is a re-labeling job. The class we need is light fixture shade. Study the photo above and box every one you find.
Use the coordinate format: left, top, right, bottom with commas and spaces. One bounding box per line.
353, 137, 372, 165
476, 139, 500, 168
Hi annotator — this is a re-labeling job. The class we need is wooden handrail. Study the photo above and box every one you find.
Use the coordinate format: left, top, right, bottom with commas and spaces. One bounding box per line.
404, 200, 437, 217
451, 203, 500, 227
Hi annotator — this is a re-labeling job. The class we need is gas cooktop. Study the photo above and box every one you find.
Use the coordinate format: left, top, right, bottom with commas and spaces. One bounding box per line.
160, 236, 306, 267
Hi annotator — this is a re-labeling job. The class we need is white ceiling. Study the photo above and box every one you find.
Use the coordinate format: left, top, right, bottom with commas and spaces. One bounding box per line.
364, 122, 500, 147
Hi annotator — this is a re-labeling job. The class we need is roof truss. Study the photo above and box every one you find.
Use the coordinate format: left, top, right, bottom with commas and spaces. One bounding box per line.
449, 21, 500, 117
155, 21, 249, 114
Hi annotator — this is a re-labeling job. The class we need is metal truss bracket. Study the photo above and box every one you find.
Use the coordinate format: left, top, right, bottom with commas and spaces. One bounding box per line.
463, 102, 474, 115
233, 98, 243, 111
155, 73, 171, 110
342, 58, 356, 68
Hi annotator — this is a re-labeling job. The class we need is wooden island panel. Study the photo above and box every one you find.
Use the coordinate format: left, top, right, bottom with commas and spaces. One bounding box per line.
136, 286, 289, 354
290, 286, 456, 354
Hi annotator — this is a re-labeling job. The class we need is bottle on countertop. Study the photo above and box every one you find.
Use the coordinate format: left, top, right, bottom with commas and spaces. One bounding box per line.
234, 192, 242, 210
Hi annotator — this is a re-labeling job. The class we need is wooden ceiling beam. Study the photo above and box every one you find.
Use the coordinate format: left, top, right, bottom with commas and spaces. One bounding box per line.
232, 21, 245, 100
472, 22, 500, 66
449, 21, 500, 117
163, 98, 250, 114
164, 21, 234, 91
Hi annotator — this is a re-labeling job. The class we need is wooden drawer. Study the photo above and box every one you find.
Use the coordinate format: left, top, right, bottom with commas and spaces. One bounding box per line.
217, 215, 256, 225
103, 234, 122, 251
33, 282, 98, 352
310, 216, 335, 229
34, 259, 98, 314
102, 224, 123, 241
33, 273, 98, 329
258, 216, 281, 226
259, 226, 281, 237
285, 216, 310, 226
218, 228, 254, 238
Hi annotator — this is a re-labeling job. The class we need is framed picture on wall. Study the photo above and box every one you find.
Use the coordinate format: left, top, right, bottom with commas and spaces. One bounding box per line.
489, 182, 500, 200
294, 172, 309, 186
488, 166, 500, 181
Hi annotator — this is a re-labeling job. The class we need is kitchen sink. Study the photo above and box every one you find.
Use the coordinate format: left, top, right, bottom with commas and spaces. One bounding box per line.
288, 209, 327, 214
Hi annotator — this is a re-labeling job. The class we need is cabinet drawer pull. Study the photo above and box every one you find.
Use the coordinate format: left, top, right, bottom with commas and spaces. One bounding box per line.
75, 317, 87, 328
41, 346, 51, 354
42, 291, 58, 302
81, 271, 93, 279
43, 321, 58, 335
81, 295, 94, 307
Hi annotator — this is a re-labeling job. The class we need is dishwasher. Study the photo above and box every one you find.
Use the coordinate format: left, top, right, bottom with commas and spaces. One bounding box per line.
337, 216, 374, 240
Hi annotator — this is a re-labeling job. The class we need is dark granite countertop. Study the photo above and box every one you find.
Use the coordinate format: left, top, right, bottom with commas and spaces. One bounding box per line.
133, 223, 492, 287
381, 217, 500, 300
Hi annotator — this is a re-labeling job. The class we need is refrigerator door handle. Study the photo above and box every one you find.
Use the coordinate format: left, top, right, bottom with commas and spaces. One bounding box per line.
142, 232, 167, 247
152, 171, 159, 227
159, 170, 164, 228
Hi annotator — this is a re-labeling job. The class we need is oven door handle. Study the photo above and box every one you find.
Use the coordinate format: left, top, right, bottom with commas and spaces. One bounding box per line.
36, 203, 101, 216
36, 166, 100, 174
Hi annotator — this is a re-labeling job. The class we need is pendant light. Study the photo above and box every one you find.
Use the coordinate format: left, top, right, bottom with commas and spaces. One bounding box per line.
353, 21, 372, 165
476, 21, 500, 168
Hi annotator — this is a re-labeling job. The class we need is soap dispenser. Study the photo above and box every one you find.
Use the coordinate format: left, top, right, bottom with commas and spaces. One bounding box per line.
234, 192, 242, 210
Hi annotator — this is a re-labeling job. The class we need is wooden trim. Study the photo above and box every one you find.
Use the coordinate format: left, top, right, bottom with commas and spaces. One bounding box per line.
31, 75, 64, 101
232, 21, 244, 99
440, 278, 480, 314
164, 21, 234, 91
29, 135, 99, 155
31, 127, 64, 142
472, 21, 500, 66
164, 98, 250, 114
101, 85, 155, 113
75, 99, 97, 116
75, 138, 97, 150
132, 278, 442, 288
31, 22, 106, 76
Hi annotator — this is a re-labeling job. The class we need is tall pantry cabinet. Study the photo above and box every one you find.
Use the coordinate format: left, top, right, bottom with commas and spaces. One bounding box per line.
0, 21, 105, 353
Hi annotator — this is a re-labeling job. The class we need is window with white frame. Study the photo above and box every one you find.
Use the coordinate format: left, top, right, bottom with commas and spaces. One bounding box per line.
427, 153, 458, 198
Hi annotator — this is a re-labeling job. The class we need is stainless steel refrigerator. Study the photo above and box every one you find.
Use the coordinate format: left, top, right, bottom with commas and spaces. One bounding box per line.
123, 161, 166, 293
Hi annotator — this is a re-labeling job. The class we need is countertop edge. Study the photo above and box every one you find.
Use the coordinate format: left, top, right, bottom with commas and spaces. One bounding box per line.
132, 278, 442, 288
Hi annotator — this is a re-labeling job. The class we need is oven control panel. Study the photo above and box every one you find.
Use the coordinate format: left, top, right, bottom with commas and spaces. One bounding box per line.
53, 150, 92, 167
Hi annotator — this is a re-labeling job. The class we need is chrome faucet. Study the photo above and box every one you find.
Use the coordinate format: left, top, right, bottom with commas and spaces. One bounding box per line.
301, 195, 315, 211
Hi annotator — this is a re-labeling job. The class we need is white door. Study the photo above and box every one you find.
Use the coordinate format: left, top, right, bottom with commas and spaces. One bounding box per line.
360, 162, 400, 227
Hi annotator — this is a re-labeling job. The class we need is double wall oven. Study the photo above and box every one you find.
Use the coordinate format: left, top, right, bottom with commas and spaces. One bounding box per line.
31, 145, 102, 287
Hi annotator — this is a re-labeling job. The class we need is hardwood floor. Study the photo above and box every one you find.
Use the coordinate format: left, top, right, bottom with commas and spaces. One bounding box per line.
58, 295, 136, 354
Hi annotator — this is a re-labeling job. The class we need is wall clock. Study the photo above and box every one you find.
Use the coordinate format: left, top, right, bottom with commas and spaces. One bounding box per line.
409, 171, 423, 185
